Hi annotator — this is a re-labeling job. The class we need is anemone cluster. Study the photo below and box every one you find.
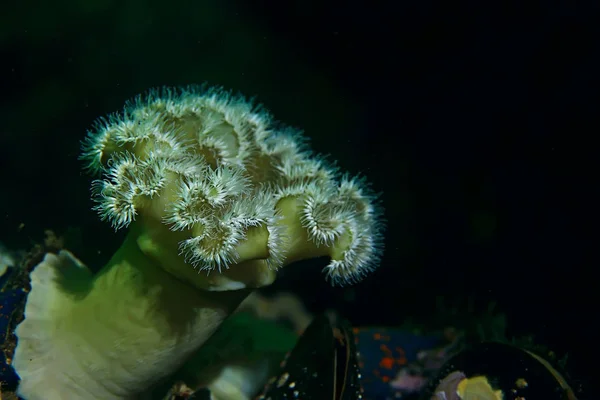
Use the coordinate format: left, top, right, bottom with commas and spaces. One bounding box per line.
81, 85, 383, 284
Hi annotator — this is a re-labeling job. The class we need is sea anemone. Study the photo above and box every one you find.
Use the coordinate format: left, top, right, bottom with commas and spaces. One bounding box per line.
11, 85, 384, 399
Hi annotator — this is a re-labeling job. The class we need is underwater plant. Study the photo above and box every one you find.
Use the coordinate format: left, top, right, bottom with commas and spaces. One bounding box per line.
11, 85, 384, 399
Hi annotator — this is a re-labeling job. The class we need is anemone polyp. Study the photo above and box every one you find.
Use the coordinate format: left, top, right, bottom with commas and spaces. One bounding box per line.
11, 85, 386, 400
81, 85, 384, 284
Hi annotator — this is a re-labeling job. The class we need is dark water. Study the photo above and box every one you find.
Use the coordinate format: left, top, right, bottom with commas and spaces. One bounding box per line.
0, 1, 594, 399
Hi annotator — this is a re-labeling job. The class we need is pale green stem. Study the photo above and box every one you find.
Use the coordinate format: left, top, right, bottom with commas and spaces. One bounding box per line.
13, 225, 249, 400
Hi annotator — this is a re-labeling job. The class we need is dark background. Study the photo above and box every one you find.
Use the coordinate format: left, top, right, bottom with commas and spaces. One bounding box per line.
1, 0, 596, 392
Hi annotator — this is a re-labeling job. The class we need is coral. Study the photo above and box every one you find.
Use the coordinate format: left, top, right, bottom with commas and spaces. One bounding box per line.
81, 85, 383, 285
11, 85, 384, 400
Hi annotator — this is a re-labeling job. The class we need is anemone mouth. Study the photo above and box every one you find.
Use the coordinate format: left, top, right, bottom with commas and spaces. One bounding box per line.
83, 85, 385, 285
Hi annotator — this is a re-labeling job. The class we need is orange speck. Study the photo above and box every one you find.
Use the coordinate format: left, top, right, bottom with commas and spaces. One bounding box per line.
379, 356, 395, 370
373, 333, 382, 340
381, 375, 391, 383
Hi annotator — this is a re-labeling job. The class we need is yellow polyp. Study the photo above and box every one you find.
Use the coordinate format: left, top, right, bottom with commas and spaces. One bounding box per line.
132, 139, 162, 161
167, 113, 204, 140
275, 196, 333, 263
456, 376, 503, 400
144, 173, 181, 220
235, 224, 270, 261
209, 121, 241, 152
246, 153, 280, 183
329, 225, 353, 261
197, 145, 220, 168
100, 139, 128, 166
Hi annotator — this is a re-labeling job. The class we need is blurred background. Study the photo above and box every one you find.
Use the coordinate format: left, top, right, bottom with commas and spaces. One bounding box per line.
0, 0, 596, 389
